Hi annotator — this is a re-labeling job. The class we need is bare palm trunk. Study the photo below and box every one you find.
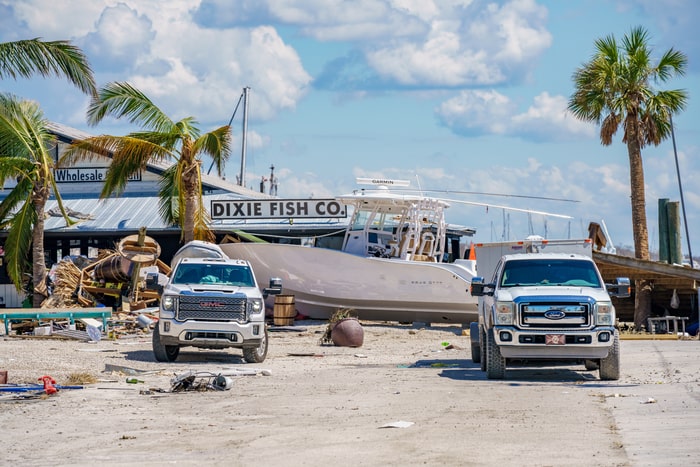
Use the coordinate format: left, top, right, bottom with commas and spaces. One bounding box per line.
182, 160, 199, 244
32, 194, 47, 307
627, 122, 652, 330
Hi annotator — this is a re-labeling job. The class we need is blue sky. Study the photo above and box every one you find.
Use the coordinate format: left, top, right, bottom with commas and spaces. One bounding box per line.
1, 0, 699, 254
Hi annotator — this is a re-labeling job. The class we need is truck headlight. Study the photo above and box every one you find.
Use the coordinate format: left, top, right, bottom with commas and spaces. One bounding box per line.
249, 298, 264, 315
595, 301, 614, 325
162, 295, 176, 312
495, 301, 514, 325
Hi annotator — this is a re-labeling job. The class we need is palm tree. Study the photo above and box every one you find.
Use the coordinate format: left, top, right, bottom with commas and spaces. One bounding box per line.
0, 95, 83, 305
0, 38, 96, 306
568, 26, 688, 329
62, 82, 232, 244
0, 38, 96, 95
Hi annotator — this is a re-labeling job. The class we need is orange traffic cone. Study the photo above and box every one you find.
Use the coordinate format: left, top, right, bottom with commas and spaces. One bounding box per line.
468, 243, 476, 260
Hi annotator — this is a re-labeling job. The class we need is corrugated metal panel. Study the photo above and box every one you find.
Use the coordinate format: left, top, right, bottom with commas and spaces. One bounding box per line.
43, 197, 175, 232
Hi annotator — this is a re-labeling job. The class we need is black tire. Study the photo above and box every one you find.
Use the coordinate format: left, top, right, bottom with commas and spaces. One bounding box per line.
152, 324, 180, 362
243, 327, 268, 363
485, 328, 506, 379
479, 325, 487, 372
470, 322, 481, 364
599, 331, 620, 381
584, 359, 600, 371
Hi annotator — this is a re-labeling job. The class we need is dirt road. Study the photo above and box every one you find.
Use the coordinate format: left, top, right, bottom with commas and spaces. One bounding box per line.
1, 322, 698, 466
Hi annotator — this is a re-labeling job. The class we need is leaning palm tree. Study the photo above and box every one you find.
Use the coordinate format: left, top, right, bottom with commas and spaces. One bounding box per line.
0, 95, 81, 305
62, 82, 231, 244
568, 26, 688, 329
0, 38, 96, 95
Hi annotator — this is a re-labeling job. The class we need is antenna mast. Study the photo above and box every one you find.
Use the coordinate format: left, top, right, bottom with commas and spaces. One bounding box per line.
238, 86, 250, 187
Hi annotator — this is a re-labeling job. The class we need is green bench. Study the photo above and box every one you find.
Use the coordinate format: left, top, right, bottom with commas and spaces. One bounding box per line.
1, 308, 112, 335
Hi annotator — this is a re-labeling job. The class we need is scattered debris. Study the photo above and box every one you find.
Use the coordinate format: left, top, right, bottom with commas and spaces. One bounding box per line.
641, 397, 657, 404
66, 372, 98, 385
170, 371, 234, 392
379, 421, 414, 429
103, 364, 159, 376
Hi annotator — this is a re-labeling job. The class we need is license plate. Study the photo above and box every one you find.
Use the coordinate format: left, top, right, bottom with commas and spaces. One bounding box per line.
545, 334, 565, 345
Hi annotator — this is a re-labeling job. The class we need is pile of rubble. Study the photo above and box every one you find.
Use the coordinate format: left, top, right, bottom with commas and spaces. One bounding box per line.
7, 230, 169, 339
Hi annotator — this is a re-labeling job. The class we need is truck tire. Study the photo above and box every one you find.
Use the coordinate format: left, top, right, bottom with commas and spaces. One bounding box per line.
599, 331, 620, 380
485, 328, 506, 379
152, 325, 180, 362
479, 325, 486, 371
470, 322, 481, 364
243, 328, 268, 363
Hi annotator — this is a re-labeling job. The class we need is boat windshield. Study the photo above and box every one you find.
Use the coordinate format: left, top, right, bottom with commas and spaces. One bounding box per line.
173, 264, 254, 286
500, 259, 602, 288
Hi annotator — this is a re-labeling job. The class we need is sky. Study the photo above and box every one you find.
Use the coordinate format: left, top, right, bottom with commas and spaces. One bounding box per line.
1, 0, 699, 255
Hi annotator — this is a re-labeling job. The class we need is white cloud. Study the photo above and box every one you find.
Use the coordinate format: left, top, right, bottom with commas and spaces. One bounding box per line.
436, 90, 594, 140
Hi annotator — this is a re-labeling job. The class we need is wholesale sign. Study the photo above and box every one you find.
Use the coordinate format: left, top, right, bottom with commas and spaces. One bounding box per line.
211, 199, 347, 220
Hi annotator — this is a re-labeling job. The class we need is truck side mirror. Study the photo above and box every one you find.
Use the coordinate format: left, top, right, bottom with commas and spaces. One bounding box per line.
470, 277, 486, 296
145, 272, 163, 295
606, 277, 631, 298
263, 277, 283, 298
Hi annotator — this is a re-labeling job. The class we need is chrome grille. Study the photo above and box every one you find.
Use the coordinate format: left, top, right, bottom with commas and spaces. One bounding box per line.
518, 301, 590, 328
176, 295, 247, 322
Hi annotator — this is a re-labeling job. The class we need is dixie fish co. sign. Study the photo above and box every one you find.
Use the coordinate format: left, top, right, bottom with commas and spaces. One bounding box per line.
211, 199, 347, 220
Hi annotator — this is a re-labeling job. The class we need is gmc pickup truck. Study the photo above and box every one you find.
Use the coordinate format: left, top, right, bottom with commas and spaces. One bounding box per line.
151, 241, 282, 363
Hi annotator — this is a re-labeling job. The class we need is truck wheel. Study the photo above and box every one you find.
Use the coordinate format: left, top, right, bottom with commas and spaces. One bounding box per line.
485, 328, 506, 379
470, 322, 481, 364
584, 359, 600, 371
152, 325, 180, 362
243, 328, 268, 363
599, 331, 620, 381
479, 325, 486, 371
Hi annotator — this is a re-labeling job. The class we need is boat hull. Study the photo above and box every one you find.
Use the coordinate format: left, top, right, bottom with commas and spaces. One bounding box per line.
219, 243, 478, 324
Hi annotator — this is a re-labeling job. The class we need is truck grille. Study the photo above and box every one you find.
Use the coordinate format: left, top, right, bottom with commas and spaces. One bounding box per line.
176, 295, 248, 322
517, 298, 590, 329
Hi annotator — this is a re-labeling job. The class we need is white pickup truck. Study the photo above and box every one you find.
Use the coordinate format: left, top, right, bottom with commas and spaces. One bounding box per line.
150, 241, 282, 363
469, 238, 630, 380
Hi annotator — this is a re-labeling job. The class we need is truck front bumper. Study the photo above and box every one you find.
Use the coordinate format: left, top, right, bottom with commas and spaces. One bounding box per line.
157, 319, 265, 349
493, 326, 615, 359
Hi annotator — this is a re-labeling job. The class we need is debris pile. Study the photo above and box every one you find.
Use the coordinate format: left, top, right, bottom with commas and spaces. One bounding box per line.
4, 229, 170, 338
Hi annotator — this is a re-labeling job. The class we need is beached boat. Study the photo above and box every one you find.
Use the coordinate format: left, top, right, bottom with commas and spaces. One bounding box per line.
218, 179, 479, 324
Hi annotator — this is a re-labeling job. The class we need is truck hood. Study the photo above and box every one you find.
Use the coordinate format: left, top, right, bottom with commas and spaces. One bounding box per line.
495, 286, 611, 302
165, 283, 261, 297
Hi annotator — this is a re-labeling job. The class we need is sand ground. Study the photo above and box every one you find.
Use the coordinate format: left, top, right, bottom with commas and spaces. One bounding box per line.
1, 321, 698, 466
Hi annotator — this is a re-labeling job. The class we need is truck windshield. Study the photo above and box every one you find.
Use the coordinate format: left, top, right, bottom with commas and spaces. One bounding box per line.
500, 259, 601, 288
172, 264, 254, 286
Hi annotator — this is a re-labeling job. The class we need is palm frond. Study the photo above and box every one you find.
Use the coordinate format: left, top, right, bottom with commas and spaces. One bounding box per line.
157, 165, 180, 226
87, 81, 174, 132
194, 125, 232, 177
0, 38, 96, 95
0, 177, 33, 227
4, 200, 36, 292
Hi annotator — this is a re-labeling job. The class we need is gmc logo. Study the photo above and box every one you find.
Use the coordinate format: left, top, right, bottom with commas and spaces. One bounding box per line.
200, 301, 225, 308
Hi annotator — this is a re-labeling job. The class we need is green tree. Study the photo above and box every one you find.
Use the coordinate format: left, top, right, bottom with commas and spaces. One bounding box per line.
0, 96, 84, 305
62, 82, 232, 244
568, 26, 688, 329
0, 38, 96, 306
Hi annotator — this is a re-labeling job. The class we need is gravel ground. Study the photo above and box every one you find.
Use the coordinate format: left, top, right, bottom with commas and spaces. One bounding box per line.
1, 321, 699, 466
